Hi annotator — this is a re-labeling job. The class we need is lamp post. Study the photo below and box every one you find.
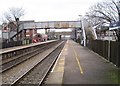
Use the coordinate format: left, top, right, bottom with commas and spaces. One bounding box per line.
79, 15, 86, 46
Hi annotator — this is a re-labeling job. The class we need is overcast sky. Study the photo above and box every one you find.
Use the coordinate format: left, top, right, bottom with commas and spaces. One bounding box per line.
0, 0, 104, 24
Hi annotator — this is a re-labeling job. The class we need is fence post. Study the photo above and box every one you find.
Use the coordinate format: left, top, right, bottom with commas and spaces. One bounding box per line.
117, 42, 120, 67
108, 40, 110, 62
118, 42, 120, 67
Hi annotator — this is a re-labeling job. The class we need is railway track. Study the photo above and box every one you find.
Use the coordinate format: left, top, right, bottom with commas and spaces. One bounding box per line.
11, 41, 65, 86
2, 41, 66, 85
1, 41, 60, 73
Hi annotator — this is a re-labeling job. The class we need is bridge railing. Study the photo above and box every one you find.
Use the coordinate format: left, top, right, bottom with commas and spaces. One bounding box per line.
86, 40, 120, 68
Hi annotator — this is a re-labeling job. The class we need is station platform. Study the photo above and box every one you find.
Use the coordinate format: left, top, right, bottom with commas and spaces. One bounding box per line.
45, 40, 119, 85
1, 40, 56, 54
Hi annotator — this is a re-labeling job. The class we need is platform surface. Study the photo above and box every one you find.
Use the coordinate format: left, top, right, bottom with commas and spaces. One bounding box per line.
1, 40, 56, 54
45, 40, 119, 85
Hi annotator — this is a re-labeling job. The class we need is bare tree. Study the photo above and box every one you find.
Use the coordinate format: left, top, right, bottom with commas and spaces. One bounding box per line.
4, 7, 24, 22
86, 0, 120, 41
4, 7, 25, 41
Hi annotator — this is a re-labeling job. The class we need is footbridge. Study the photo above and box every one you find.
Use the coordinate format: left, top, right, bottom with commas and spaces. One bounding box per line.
23, 21, 81, 29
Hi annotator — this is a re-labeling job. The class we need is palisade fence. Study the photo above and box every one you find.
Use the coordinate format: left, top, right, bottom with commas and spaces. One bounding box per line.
86, 40, 120, 68
0, 39, 32, 49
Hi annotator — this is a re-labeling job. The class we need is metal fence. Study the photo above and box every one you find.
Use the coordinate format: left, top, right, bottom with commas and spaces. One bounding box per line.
1, 41, 23, 49
0, 39, 32, 49
87, 40, 120, 67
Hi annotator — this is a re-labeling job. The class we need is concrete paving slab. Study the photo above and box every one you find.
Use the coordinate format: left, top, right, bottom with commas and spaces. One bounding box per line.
45, 40, 119, 85
63, 40, 119, 84
45, 41, 67, 84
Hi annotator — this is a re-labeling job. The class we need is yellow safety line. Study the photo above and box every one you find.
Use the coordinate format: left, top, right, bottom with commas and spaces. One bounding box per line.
72, 45, 84, 74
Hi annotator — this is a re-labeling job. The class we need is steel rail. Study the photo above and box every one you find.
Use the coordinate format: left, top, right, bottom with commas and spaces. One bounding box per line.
9, 41, 64, 86
1, 41, 59, 73
38, 41, 65, 86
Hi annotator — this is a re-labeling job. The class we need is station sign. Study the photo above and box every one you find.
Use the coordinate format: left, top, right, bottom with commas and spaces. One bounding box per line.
2, 26, 9, 32
54, 22, 69, 28
109, 21, 120, 30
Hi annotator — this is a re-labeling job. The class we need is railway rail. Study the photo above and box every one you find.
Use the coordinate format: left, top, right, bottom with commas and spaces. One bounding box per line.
2, 40, 66, 85
1, 41, 60, 73
1, 40, 58, 60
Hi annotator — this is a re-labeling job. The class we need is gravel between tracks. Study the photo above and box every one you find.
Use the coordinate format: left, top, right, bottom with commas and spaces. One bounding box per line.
1, 41, 59, 72
15, 42, 64, 84
2, 42, 63, 84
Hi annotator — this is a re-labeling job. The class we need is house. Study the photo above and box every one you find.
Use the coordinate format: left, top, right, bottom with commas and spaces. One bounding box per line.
1, 20, 38, 42
22, 20, 37, 40
95, 25, 116, 41
109, 21, 120, 41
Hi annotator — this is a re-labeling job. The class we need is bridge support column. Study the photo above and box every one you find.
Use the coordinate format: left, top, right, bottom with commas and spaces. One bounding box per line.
45, 28, 47, 34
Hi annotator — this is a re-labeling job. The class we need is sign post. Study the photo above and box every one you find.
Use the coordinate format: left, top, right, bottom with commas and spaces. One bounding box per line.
109, 21, 120, 67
